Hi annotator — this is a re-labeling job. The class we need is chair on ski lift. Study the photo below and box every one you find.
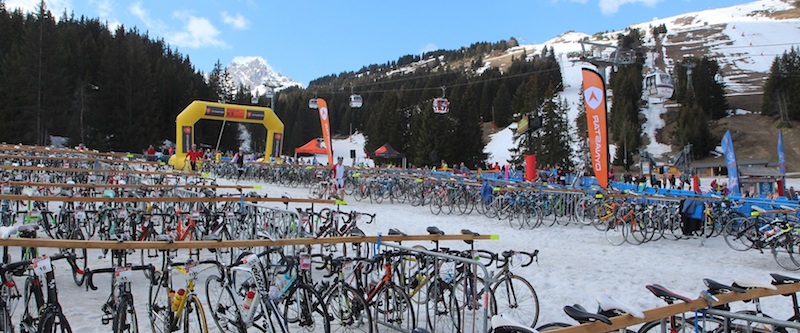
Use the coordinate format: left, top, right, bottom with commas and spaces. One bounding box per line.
432, 86, 449, 114
432, 98, 449, 114
643, 71, 674, 100
349, 94, 363, 108
308, 98, 318, 109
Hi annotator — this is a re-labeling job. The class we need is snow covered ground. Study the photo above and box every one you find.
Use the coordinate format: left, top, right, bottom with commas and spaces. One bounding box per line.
28, 174, 800, 333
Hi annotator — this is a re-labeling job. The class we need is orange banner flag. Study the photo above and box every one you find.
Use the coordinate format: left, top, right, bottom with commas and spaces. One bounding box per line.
581, 68, 610, 189
317, 98, 333, 165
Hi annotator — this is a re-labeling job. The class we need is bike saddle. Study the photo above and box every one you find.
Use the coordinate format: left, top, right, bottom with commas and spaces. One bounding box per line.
564, 304, 613, 325
461, 229, 479, 244
597, 294, 645, 319
704, 278, 746, 294
646, 284, 692, 304
426, 226, 444, 235
491, 314, 537, 333
733, 278, 777, 291
348, 226, 366, 237
771, 273, 800, 285
156, 234, 175, 243
388, 228, 406, 236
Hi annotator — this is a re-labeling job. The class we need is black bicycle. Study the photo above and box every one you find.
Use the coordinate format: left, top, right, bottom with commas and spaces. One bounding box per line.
13, 251, 77, 333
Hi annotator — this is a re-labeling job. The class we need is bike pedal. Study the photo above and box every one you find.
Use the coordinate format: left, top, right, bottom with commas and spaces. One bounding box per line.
101, 315, 112, 325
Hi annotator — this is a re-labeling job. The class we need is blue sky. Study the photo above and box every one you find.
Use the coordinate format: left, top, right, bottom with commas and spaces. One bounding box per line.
7, 0, 751, 86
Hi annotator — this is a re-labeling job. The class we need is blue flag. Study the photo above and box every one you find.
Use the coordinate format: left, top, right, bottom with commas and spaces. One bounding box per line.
779, 130, 786, 175
721, 130, 740, 195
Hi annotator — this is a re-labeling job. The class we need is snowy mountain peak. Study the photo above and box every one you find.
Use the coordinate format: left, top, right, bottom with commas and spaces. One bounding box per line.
227, 56, 304, 96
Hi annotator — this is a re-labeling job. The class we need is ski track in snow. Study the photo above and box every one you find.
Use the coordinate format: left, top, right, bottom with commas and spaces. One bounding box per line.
32, 177, 800, 332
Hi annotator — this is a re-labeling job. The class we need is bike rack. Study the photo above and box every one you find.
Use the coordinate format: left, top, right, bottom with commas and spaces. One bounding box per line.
380, 242, 495, 333
701, 308, 800, 331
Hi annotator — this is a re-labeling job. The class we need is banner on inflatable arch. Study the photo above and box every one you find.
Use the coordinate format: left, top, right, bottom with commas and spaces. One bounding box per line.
581, 68, 609, 189
317, 98, 333, 165
721, 130, 740, 195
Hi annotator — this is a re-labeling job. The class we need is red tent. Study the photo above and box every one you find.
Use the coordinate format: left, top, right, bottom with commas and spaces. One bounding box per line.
373, 143, 405, 159
294, 138, 327, 155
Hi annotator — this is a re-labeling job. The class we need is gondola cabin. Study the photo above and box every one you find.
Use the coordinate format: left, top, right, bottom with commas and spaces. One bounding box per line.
349, 94, 363, 108
643, 71, 674, 100
432, 98, 449, 114
309, 98, 318, 109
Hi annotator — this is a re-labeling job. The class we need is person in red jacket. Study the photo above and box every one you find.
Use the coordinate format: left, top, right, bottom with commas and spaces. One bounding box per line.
146, 145, 156, 162
187, 144, 203, 171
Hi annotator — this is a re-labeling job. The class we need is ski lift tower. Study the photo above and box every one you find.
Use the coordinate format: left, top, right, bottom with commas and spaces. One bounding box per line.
575, 41, 637, 83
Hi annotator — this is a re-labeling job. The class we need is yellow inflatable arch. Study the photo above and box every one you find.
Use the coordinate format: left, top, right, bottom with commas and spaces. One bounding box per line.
168, 100, 284, 170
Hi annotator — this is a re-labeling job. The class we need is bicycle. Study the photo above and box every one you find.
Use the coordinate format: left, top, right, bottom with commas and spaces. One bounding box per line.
204, 248, 291, 333
148, 236, 216, 333
85, 238, 156, 333
13, 251, 77, 333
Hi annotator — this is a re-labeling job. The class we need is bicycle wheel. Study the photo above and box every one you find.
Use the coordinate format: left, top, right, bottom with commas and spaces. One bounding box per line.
426, 280, 460, 333
183, 295, 208, 333
450, 275, 490, 333
0, 299, 12, 332
68, 229, 87, 287
113, 294, 138, 333
282, 283, 330, 333
324, 284, 373, 333
773, 235, 800, 271
148, 273, 171, 333
723, 218, 756, 251
204, 275, 245, 333
37, 309, 72, 333
20, 277, 43, 332
371, 284, 415, 333
605, 221, 627, 246
637, 316, 696, 333
491, 275, 540, 329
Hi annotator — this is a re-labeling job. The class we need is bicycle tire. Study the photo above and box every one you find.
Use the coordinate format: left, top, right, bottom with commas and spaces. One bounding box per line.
426, 280, 460, 333
66, 229, 87, 287
324, 284, 373, 333
21, 277, 43, 332
723, 218, 757, 251
491, 275, 540, 329
281, 283, 330, 333
183, 294, 208, 333
605, 221, 626, 246
148, 271, 171, 333
0, 299, 12, 332
204, 274, 245, 333
371, 284, 415, 333
113, 294, 138, 333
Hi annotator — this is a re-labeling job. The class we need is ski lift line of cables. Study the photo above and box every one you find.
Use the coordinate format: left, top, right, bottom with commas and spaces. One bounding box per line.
308, 66, 563, 96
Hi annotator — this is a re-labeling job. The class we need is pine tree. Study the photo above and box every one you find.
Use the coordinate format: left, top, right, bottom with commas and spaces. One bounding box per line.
492, 83, 513, 127
763, 48, 800, 123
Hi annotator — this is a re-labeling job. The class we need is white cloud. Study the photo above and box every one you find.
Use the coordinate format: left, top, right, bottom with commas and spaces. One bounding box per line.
598, 0, 661, 15
128, 1, 165, 31
127, 3, 227, 49
6, 0, 71, 17
168, 11, 228, 49
221, 11, 249, 30
420, 43, 438, 54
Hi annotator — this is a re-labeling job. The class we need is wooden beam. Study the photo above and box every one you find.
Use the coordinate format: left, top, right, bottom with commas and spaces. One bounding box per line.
4, 181, 256, 190
0, 154, 159, 165
545, 282, 800, 333
0, 234, 497, 249
0, 164, 198, 176
0, 194, 338, 204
